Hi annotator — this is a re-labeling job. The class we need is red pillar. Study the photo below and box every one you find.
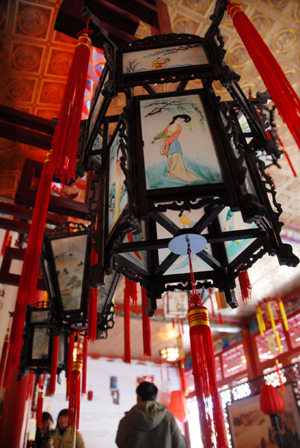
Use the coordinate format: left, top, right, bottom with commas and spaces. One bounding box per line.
0, 367, 35, 447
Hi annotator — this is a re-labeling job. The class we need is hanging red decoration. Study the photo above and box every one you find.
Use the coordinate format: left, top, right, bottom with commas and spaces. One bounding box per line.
87, 248, 98, 342
36, 376, 44, 429
168, 390, 190, 423
82, 336, 88, 394
275, 359, 285, 394
48, 335, 60, 395
179, 360, 187, 396
141, 287, 152, 357
68, 354, 82, 433
238, 267, 252, 304
124, 277, 133, 363
0, 333, 9, 389
187, 245, 228, 448
66, 333, 75, 400
260, 384, 285, 415
227, 2, 300, 150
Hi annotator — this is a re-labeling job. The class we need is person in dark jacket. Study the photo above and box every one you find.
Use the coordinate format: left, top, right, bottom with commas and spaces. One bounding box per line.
35, 412, 54, 448
115, 381, 186, 448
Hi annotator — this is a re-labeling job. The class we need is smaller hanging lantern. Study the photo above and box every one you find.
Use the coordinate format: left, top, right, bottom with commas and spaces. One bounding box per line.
168, 390, 190, 423
18, 302, 67, 382
41, 222, 91, 327
260, 384, 285, 448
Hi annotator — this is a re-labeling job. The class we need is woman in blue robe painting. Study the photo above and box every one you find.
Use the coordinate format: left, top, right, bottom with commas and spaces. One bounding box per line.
151, 114, 199, 182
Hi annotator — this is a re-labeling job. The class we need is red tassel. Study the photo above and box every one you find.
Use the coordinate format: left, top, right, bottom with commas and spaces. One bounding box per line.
179, 360, 187, 396
238, 268, 252, 304
130, 280, 138, 308
87, 248, 98, 342
141, 287, 152, 357
124, 278, 131, 364
82, 336, 88, 394
228, 3, 300, 150
36, 376, 44, 428
1, 230, 10, 256
188, 297, 228, 448
275, 360, 285, 394
68, 355, 82, 433
0, 334, 9, 389
66, 333, 75, 400
48, 335, 60, 395
51, 25, 92, 183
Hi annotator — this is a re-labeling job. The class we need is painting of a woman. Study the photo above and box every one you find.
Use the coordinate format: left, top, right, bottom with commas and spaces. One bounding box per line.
151, 114, 200, 182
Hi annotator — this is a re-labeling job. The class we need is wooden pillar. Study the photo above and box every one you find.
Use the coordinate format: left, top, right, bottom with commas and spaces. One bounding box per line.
152, 0, 172, 35
242, 329, 261, 380
0, 368, 35, 448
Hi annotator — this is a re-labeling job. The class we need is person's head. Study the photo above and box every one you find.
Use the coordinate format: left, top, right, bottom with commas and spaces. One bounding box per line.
57, 409, 68, 429
41, 412, 53, 432
169, 114, 191, 125
136, 381, 158, 403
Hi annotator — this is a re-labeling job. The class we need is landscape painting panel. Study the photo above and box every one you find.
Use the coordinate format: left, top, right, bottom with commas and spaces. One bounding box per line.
228, 384, 300, 448
140, 93, 223, 190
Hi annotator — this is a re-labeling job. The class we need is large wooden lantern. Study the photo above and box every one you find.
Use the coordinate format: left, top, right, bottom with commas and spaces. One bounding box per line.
82, 3, 299, 316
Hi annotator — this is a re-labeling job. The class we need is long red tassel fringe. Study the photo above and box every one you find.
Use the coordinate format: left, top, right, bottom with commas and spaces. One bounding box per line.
141, 287, 151, 357
66, 333, 75, 401
48, 335, 60, 395
124, 278, 132, 364
238, 268, 252, 304
36, 375, 44, 429
228, 2, 300, 150
82, 336, 88, 394
68, 355, 82, 434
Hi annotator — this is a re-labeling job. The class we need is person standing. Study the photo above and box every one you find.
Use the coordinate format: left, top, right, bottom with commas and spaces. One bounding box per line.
115, 381, 186, 448
52, 409, 85, 448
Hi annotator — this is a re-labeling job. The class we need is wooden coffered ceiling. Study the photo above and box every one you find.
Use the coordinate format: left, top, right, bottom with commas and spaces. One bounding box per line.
0, 0, 300, 360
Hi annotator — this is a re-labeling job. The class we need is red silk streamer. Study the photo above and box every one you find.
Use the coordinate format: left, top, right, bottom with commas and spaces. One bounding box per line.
124, 278, 131, 364
36, 376, 44, 429
0, 333, 9, 389
179, 360, 187, 396
238, 268, 252, 304
275, 360, 285, 394
66, 333, 75, 400
48, 335, 60, 395
82, 336, 88, 394
141, 287, 152, 357
187, 245, 228, 448
68, 355, 82, 434
227, 2, 300, 150
87, 248, 98, 342
51, 22, 92, 183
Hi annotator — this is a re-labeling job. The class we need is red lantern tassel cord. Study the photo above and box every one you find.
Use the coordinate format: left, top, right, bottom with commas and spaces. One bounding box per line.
227, 2, 300, 150
48, 335, 60, 395
82, 336, 88, 395
124, 278, 131, 364
0, 333, 9, 389
141, 287, 152, 357
66, 333, 75, 400
68, 356, 82, 434
238, 267, 252, 304
36, 376, 44, 429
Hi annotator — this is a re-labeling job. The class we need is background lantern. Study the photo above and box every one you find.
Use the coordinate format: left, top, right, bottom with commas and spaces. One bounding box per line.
260, 384, 285, 448
18, 302, 67, 382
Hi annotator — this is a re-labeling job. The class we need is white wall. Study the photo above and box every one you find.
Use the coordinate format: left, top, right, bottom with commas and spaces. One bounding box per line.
43, 357, 182, 448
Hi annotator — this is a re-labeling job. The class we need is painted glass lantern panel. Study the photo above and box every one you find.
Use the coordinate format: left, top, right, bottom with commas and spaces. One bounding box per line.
32, 327, 49, 360
30, 310, 48, 324
139, 93, 223, 190
58, 334, 65, 364
218, 207, 258, 263
88, 69, 109, 139
123, 43, 208, 74
117, 228, 148, 273
97, 271, 119, 313
51, 234, 87, 311
108, 129, 128, 234
156, 208, 213, 275
163, 290, 189, 319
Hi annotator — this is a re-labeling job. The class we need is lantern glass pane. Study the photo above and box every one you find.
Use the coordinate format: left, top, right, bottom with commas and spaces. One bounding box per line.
219, 207, 257, 264
108, 129, 128, 234
32, 327, 49, 359
123, 43, 208, 75
43, 259, 55, 298
139, 92, 223, 190
163, 290, 189, 319
30, 310, 48, 324
97, 272, 117, 312
118, 227, 148, 273
51, 234, 87, 311
88, 68, 109, 139
156, 209, 213, 275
